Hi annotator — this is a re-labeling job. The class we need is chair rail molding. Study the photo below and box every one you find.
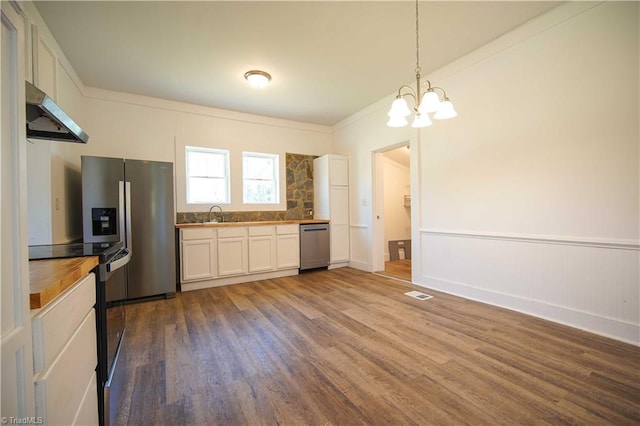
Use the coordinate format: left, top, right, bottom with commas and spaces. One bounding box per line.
421, 229, 639, 251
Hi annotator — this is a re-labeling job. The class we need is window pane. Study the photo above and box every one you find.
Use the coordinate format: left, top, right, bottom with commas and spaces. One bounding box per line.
187, 177, 227, 204
186, 146, 229, 204
244, 156, 273, 180
243, 152, 279, 204
244, 180, 276, 203
188, 150, 225, 178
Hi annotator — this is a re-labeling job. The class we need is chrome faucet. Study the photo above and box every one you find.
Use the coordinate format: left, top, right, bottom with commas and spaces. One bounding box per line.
208, 205, 224, 223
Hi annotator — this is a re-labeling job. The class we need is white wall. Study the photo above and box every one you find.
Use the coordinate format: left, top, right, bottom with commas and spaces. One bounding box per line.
23, 2, 332, 243
59, 92, 331, 240
82, 90, 332, 216
334, 2, 639, 344
382, 157, 411, 260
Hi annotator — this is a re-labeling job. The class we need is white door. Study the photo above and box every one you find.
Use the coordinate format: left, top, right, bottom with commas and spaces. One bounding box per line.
1, 2, 35, 417
276, 234, 300, 269
217, 237, 248, 276
248, 236, 275, 273
181, 240, 216, 281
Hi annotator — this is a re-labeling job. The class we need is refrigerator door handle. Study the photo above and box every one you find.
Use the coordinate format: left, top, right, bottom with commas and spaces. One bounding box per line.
118, 181, 126, 245
125, 181, 132, 251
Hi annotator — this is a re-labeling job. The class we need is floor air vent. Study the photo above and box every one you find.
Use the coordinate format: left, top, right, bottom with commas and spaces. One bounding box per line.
404, 290, 433, 301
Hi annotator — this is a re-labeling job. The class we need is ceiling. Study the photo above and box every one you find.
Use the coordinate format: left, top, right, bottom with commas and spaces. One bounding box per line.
34, 1, 561, 127
383, 145, 410, 168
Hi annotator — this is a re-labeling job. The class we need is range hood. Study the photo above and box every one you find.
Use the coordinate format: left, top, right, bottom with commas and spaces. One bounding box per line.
25, 81, 89, 144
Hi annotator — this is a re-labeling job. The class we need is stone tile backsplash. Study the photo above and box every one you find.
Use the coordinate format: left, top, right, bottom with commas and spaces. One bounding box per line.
176, 152, 317, 224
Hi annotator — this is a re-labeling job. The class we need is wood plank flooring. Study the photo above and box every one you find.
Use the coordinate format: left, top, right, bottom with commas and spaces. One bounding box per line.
115, 268, 640, 425
379, 259, 412, 282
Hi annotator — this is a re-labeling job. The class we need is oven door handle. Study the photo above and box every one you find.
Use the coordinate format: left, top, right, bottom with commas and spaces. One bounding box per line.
107, 248, 131, 273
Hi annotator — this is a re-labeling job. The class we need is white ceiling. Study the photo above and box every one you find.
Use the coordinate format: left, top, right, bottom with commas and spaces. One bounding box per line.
34, 1, 561, 126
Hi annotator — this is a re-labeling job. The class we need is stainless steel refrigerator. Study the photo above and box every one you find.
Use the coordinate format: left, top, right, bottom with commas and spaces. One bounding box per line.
82, 156, 176, 299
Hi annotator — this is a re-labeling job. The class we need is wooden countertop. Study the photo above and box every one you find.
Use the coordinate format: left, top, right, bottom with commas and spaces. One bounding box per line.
29, 256, 99, 310
176, 219, 330, 228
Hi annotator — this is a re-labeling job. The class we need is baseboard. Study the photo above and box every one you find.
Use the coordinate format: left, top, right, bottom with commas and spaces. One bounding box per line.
347, 259, 369, 272
329, 261, 350, 270
417, 274, 640, 346
181, 268, 298, 292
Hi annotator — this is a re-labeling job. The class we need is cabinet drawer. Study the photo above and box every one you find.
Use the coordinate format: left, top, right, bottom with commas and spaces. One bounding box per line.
181, 227, 216, 240
218, 226, 247, 238
34, 309, 97, 426
276, 224, 299, 235
249, 226, 275, 236
32, 272, 96, 374
72, 371, 99, 425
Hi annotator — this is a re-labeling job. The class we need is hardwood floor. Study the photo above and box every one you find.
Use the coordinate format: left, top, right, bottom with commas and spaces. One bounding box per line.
379, 259, 412, 282
115, 268, 640, 425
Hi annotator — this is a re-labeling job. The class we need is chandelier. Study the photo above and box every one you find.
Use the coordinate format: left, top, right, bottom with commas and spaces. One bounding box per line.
387, 0, 457, 128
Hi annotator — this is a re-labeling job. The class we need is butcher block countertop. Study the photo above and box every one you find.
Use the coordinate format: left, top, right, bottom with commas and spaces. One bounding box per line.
29, 256, 98, 309
176, 219, 330, 228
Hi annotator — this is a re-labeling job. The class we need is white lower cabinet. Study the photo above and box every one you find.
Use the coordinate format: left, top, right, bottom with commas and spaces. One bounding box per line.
330, 222, 350, 263
276, 224, 300, 269
180, 228, 217, 282
217, 227, 249, 277
31, 273, 98, 426
248, 226, 276, 273
179, 223, 304, 291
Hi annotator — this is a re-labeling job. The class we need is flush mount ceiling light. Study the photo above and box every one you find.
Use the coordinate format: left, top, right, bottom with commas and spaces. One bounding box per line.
244, 70, 271, 88
387, 0, 457, 128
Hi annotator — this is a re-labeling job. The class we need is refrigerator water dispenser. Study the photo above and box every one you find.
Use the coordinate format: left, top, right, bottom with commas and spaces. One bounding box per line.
92, 208, 117, 236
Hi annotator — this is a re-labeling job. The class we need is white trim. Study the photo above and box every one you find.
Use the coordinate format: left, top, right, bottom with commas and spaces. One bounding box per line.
181, 268, 298, 292
421, 229, 639, 251
83, 86, 331, 134
348, 259, 369, 272
329, 261, 349, 270
416, 275, 640, 347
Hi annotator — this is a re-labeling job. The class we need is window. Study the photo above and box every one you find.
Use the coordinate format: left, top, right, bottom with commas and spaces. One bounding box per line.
243, 152, 279, 204
185, 146, 229, 204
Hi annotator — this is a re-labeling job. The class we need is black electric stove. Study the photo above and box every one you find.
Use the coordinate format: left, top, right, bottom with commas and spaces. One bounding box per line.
28, 241, 124, 262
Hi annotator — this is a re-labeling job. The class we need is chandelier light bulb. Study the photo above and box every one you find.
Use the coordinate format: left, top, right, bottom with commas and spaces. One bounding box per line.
411, 113, 432, 128
387, 97, 412, 118
418, 91, 441, 114
244, 70, 271, 88
386, 0, 457, 128
433, 99, 458, 120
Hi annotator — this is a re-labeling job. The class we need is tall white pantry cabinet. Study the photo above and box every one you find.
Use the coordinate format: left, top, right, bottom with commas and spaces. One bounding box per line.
313, 154, 350, 268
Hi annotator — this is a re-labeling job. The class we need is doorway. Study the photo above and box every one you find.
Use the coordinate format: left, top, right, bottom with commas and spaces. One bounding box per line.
373, 144, 411, 282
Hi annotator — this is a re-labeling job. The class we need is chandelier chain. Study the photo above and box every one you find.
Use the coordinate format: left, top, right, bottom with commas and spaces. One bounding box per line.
415, 0, 421, 75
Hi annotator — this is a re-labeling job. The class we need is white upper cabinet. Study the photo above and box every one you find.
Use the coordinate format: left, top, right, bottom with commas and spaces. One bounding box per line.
328, 155, 349, 186
313, 154, 350, 268
31, 24, 57, 97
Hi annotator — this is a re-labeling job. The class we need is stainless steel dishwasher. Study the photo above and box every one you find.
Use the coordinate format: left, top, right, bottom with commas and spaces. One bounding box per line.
299, 223, 330, 270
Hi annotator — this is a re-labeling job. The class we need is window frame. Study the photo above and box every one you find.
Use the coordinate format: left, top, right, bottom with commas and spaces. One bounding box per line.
185, 145, 230, 205
242, 151, 280, 205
